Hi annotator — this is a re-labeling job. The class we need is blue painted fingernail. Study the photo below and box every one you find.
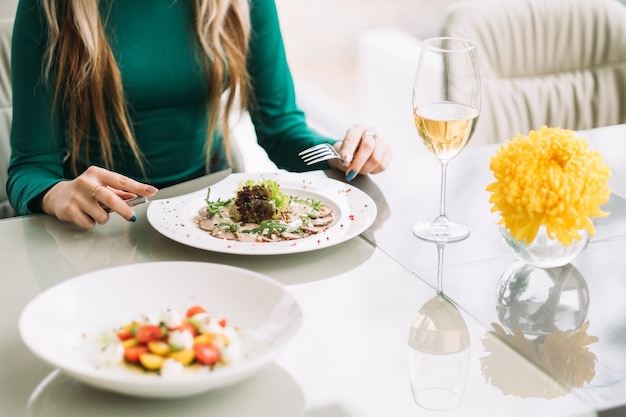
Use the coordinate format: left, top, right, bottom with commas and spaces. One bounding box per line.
130, 215, 137, 223
346, 170, 356, 181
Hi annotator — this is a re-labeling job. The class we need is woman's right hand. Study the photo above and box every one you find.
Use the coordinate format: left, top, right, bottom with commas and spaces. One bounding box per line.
41, 166, 158, 229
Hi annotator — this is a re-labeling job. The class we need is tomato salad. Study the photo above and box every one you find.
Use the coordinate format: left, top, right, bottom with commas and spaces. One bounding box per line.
100, 305, 246, 376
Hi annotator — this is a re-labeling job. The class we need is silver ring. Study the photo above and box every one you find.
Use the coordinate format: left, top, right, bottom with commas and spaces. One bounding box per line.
363, 131, 378, 140
91, 184, 102, 199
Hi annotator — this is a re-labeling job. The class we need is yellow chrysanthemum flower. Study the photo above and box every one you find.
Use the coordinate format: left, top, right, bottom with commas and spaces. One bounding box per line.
486, 126, 611, 246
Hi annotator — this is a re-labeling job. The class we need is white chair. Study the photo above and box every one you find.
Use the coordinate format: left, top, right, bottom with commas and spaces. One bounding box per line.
0, 18, 14, 218
440, 0, 626, 145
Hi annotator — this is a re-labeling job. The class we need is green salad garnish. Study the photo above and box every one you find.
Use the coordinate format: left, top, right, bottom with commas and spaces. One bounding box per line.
204, 188, 232, 218
232, 179, 291, 224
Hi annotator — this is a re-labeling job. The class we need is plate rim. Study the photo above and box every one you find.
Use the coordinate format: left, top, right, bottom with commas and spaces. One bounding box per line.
146, 171, 377, 255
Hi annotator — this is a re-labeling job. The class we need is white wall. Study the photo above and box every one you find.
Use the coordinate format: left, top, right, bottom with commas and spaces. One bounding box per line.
0, 0, 17, 19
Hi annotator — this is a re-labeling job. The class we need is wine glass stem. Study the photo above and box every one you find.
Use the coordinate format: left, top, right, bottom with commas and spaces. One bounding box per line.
436, 242, 445, 293
438, 160, 450, 218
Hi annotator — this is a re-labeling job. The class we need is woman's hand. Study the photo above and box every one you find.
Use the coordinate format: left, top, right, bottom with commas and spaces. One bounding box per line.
41, 166, 158, 229
328, 124, 392, 181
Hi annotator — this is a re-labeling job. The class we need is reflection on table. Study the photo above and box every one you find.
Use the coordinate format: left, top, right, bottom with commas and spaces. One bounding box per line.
408, 292, 470, 411
414, 235, 626, 411
27, 365, 304, 417
483, 263, 598, 399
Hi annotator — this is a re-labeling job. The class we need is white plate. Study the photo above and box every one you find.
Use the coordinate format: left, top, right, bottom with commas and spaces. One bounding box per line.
146, 172, 377, 255
19, 262, 302, 399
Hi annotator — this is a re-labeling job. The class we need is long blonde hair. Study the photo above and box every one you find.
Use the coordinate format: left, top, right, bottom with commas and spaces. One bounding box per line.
41, 0, 251, 176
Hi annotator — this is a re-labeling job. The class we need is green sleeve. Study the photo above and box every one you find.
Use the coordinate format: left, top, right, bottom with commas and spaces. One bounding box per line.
7, 0, 66, 215
247, 0, 338, 172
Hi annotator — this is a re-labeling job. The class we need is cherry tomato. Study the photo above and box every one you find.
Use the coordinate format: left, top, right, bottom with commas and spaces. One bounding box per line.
124, 345, 149, 363
194, 344, 220, 365
186, 305, 206, 318
136, 324, 162, 344
116, 329, 134, 341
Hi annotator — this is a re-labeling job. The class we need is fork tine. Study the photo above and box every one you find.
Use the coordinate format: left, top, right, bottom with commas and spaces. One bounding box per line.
298, 143, 329, 157
299, 143, 341, 165
301, 149, 334, 164
303, 154, 337, 165
301, 147, 332, 160
304, 154, 337, 165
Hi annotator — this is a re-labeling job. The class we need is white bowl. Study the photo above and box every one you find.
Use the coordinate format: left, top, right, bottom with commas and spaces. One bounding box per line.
19, 262, 302, 399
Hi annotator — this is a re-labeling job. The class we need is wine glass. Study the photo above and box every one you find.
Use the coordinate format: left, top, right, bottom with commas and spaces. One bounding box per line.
412, 37, 480, 243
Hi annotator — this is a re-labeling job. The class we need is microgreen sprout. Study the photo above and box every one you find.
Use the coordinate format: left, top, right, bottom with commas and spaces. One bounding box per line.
205, 188, 232, 218
243, 220, 289, 237
293, 196, 325, 211
299, 212, 316, 226
219, 222, 239, 233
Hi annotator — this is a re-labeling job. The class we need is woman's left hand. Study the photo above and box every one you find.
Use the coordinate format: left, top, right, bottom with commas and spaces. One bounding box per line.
328, 124, 392, 181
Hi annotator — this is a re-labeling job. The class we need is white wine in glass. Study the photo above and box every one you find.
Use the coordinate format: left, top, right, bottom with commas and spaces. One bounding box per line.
412, 37, 480, 243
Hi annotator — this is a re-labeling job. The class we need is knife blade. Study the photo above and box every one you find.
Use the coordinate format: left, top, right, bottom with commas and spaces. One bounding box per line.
150, 168, 232, 200
106, 168, 232, 211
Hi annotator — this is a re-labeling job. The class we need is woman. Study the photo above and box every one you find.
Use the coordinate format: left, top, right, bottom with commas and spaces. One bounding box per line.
8, 0, 391, 229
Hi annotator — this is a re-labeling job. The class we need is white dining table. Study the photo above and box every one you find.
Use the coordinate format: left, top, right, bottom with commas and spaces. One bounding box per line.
1, 124, 625, 417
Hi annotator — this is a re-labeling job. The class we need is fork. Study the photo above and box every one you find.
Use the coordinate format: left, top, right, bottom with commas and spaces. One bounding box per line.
298, 143, 342, 165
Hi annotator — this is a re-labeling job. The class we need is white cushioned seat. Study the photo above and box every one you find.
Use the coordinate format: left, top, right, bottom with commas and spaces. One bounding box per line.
441, 0, 626, 145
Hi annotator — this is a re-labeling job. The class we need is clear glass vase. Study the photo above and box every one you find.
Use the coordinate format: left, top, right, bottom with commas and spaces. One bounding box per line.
500, 225, 590, 268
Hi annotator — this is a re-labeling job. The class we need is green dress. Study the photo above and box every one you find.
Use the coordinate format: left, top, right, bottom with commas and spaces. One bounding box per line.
8, 0, 336, 215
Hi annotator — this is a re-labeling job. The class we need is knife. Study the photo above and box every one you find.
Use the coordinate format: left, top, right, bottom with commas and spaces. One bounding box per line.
106, 168, 232, 211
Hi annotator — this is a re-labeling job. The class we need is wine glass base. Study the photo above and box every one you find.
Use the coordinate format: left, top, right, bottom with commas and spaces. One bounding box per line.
413, 219, 470, 243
